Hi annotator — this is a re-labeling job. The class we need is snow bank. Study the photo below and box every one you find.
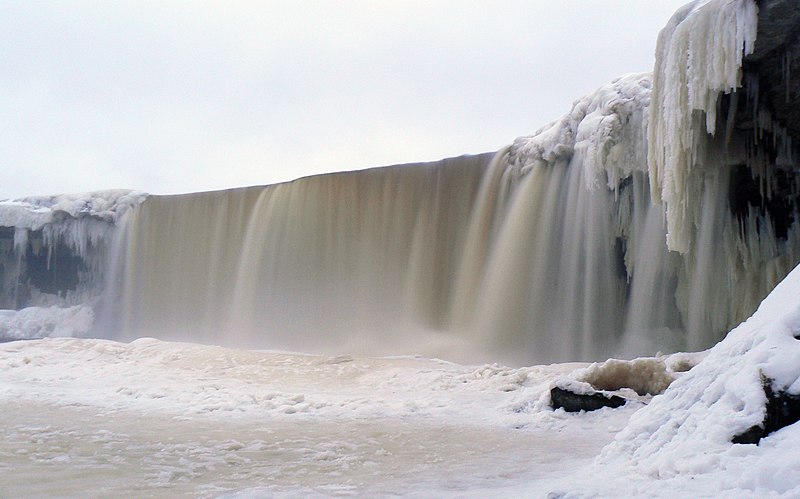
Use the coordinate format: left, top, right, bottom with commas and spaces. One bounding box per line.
600, 262, 800, 494
0, 305, 94, 341
648, 0, 758, 252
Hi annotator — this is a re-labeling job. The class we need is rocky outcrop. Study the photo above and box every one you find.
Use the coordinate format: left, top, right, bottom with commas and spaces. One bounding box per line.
733, 377, 800, 444
748, 0, 800, 138
550, 386, 627, 413
548, 353, 705, 412
726, 0, 800, 237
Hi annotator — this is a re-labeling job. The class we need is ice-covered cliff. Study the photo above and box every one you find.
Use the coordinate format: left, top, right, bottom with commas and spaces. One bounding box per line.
0, 191, 145, 329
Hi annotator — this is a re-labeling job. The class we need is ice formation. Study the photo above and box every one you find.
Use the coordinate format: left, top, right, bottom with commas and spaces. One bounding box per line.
548, 350, 708, 413
0, 191, 146, 322
574, 357, 678, 397
0, 305, 94, 341
0, 190, 146, 230
648, 0, 759, 253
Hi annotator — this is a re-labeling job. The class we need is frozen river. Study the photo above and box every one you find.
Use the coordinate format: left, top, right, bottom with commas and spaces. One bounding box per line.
0, 338, 629, 497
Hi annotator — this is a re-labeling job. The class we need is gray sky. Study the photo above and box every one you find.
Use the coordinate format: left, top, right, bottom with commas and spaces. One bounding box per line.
1, 0, 689, 199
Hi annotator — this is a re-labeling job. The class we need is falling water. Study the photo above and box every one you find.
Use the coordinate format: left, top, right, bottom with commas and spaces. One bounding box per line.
99, 143, 799, 365
105, 156, 493, 360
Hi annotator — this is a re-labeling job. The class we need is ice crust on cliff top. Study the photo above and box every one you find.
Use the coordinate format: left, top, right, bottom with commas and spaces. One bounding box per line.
648, 0, 758, 253
507, 72, 651, 192
0, 190, 147, 230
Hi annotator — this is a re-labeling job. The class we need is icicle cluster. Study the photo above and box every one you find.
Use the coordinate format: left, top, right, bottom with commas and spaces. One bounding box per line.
648, 0, 758, 253
0, 190, 147, 309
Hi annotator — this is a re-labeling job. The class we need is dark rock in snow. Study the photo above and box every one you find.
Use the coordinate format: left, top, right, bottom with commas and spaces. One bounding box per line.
733, 380, 800, 444
550, 386, 626, 413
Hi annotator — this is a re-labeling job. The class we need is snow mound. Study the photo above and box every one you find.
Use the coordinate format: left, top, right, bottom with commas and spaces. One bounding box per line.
0, 190, 148, 230
600, 262, 800, 493
0, 305, 94, 341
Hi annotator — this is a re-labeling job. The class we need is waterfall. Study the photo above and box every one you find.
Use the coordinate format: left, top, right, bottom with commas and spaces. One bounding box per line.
4, 0, 799, 365
101, 65, 800, 365
104, 156, 491, 360
97, 145, 795, 364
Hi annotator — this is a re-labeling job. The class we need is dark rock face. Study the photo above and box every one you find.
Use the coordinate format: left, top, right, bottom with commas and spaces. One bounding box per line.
550, 386, 627, 413
0, 227, 84, 308
732, 381, 800, 444
750, 0, 800, 138
24, 236, 82, 296
724, 0, 800, 240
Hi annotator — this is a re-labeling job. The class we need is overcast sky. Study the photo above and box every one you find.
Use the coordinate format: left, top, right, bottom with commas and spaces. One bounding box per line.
1, 0, 689, 199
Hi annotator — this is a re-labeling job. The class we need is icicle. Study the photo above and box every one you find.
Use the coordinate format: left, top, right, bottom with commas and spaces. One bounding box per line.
13, 228, 28, 256
724, 87, 738, 146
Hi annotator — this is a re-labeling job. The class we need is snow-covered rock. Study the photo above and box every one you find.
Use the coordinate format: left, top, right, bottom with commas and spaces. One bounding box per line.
507, 71, 651, 192
600, 261, 800, 493
549, 351, 708, 412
